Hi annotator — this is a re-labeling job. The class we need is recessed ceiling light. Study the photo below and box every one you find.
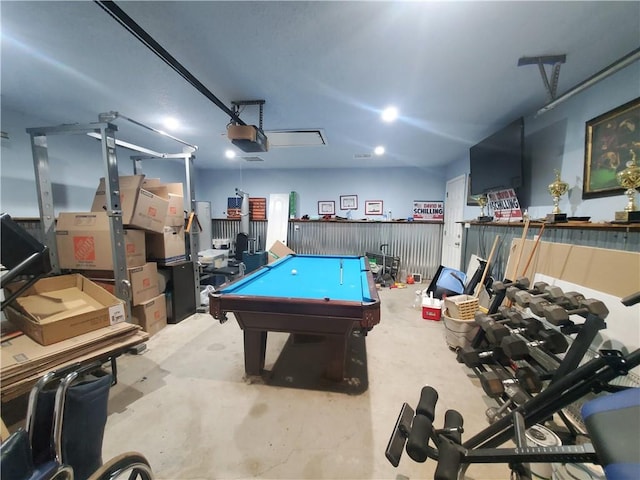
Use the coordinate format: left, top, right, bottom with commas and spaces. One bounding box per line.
374, 145, 385, 155
381, 106, 398, 123
163, 116, 180, 130
225, 149, 236, 159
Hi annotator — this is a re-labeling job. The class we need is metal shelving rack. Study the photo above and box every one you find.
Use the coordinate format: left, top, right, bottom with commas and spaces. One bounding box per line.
26, 112, 200, 318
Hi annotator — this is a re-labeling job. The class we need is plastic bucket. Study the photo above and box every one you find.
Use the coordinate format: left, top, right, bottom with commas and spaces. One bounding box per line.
525, 424, 561, 480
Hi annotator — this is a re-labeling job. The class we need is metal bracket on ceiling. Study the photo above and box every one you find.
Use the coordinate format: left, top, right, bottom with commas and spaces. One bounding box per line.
518, 55, 567, 101
231, 100, 266, 130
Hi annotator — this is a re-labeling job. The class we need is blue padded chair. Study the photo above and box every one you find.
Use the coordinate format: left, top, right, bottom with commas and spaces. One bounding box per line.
582, 388, 640, 480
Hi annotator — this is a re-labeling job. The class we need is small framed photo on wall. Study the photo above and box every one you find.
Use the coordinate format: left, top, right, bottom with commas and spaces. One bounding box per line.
340, 195, 358, 210
365, 200, 383, 215
318, 200, 335, 215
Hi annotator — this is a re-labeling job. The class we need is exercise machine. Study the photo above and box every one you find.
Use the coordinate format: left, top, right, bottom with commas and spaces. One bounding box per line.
386, 292, 640, 480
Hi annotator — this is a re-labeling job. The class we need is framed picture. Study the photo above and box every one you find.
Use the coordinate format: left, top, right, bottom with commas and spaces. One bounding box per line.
318, 200, 335, 215
365, 200, 383, 215
583, 97, 640, 199
340, 195, 358, 210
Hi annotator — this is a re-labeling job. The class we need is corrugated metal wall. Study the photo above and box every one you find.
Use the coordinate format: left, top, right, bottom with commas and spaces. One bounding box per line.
461, 223, 640, 280
212, 220, 444, 280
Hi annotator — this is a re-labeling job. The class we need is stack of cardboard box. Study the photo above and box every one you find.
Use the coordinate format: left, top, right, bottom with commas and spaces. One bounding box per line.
54, 175, 187, 337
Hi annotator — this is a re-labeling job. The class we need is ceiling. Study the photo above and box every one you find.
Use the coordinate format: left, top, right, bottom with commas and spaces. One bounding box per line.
2, 1, 639, 171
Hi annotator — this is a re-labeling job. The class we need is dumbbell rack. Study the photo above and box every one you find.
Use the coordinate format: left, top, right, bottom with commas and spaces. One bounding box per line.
462, 280, 612, 434
387, 291, 640, 479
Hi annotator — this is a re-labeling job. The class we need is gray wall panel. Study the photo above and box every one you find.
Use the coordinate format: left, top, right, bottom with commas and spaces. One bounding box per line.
212, 220, 443, 281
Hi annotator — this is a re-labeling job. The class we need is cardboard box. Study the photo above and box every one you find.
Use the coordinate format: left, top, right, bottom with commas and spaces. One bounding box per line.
132, 293, 167, 337
81, 262, 160, 306
267, 240, 295, 264
146, 226, 187, 264
3, 274, 126, 345
91, 175, 168, 233
143, 180, 185, 227
128, 262, 160, 305
56, 212, 146, 270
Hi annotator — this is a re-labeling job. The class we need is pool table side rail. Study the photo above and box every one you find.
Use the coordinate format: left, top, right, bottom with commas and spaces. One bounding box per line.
209, 294, 381, 329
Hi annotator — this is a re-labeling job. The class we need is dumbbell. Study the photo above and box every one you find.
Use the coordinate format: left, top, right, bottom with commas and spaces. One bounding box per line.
500, 329, 569, 360
491, 277, 530, 293
513, 360, 552, 393
542, 298, 609, 326
474, 309, 524, 333
512, 285, 565, 309
504, 281, 549, 302
486, 398, 513, 423
456, 345, 510, 368
561, 291, 587, 308
479, 315, 544, 345
479, 367, 542, 398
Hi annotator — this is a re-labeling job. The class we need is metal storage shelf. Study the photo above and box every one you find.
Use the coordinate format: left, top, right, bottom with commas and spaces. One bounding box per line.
27, 112, 201, 317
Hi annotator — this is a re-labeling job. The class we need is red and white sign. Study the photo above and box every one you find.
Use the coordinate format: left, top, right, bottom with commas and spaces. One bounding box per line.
413, 200, 444, 221
487, 189, 523, 222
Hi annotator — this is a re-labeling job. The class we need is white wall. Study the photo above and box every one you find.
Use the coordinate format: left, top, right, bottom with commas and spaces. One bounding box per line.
194, 166, 446, 220
447, 62, 640, 223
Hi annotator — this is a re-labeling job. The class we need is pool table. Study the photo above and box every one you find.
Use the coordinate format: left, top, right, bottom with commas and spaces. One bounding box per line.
209, 254, 381, 381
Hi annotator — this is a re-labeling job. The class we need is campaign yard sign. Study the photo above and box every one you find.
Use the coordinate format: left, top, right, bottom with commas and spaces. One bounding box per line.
486, 188, 523, 222
413, 200, 444, 221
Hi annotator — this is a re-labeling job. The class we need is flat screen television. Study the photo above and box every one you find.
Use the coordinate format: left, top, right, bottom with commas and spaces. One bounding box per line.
469, 117, 524, 195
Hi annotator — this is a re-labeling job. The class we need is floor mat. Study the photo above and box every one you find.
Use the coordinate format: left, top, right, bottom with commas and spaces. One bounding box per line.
257, 330, 369, 395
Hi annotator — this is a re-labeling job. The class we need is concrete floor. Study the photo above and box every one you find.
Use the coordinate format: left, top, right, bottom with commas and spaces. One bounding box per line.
102, 286, 510, 480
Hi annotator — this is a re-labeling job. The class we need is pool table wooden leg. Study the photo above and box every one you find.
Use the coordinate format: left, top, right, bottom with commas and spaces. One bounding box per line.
325, 334, 348, 381
244, 330, 267, 375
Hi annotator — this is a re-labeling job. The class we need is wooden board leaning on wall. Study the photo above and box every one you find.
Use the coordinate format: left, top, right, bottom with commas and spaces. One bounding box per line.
504, 240, 640, 299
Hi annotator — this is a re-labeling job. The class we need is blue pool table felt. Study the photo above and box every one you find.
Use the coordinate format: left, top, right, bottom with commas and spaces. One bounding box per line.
218, 254, 374, 302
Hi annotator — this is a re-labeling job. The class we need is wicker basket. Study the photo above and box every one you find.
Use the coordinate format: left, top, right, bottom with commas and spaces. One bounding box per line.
444, 294, 479, 320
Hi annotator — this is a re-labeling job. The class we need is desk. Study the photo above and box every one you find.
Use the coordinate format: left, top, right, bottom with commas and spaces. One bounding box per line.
209, 254, 381, 381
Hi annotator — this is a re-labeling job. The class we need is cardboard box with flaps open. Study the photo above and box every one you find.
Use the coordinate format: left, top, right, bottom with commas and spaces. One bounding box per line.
4, 274, 126, 346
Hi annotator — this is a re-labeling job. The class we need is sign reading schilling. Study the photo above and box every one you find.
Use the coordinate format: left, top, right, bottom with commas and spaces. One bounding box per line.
413, 200, 444, 221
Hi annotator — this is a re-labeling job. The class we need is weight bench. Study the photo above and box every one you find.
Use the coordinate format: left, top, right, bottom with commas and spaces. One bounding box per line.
582, 387, 640, 480
386, 344, 640, 480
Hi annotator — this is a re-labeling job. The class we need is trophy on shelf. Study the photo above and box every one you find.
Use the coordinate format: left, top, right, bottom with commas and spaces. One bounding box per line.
613, 149, 640, 224
546, 169, 569, 223
475, 194, 493, 223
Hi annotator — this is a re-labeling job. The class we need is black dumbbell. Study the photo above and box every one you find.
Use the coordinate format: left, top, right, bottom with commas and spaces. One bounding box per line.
474, 310, 524, 342
500, 329, 569, 360
504, 281, 549, 302
513, 361, 547, 394
492, 277, 530, 293
482, 316, 544, 345
562, 291, 587, 308
474, 305, 523, 322
456, 345, 510, 368
479, 368, 542, 398
486, 398, 513, 424
542, 298, 609, 326
512, 285, 565, 310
